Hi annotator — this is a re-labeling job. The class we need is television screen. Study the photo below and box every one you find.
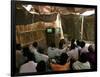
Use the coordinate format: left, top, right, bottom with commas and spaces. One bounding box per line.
11, 0, 97, 76
47, 28, 53, 33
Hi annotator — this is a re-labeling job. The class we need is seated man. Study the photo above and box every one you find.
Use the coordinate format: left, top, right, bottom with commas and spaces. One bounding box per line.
87, 44, 96, 69
29, 42, 49, 62
72, 53, 91, 70
19, 49, 37, 73
50, 53, 70, 71
47, 42, 60, 59
58, 39, 68, 56
16, 44, 27, 73
36, 61, 46, 72
29, 42, 38, 54
67, 44, 79, 62
80, 41, 89, 55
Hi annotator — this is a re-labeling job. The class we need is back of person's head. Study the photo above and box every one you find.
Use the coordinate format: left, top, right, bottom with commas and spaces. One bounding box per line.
22, 47, 31, 57
59, 39, 66, 49
16, 44, 22, 50
23, 47, 36, 62
32, 42, 38, 48
36, 61, 46, 72
80, 41, 86, 48
71, 39, 75, 44
50, 42, 56, 48
79, 53, 88, 63
27, 52, 36, 62
76, 40, 81, 46
88, 45, 95, 52
70, 43, 76, 50
60, 39, 66, 44
59, 42, 63, 49
59, 53, 69, 65
37, 47, 44, 54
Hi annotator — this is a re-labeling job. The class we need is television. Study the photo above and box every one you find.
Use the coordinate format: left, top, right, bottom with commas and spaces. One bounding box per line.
47, 28, 53, 33
11, 0, 97, 76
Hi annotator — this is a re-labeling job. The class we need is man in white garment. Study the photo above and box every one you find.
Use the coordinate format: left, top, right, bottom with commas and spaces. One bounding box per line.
80, 41, 89, 55
29, 42, 49, 62
47, 46, 60, 59
16, 44, 27, 72
67, 44, 79, 62
20, 61, 37, 73
72, 53, 91, 70
19, 51, 37, 73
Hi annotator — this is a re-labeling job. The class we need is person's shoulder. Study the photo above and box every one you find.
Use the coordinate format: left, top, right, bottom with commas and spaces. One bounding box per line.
42, 54, 49, 58
55, 48, 60, 51
73, 61, 80, 65
32, 61, 37, 66
68, 50, 74, 54
20, 62, 28, 68
16, 50, 21, 53
16, 50, 23, 55
65, 61, 70, 65
81, 47, 88, 51
51, 63, 60, 67
85, 61, 90, 64
53, 48, 59, 52
75, 47, 79, 50
47, 47, 52, 51
67, 50, 71, 54
27, 61, 37, 67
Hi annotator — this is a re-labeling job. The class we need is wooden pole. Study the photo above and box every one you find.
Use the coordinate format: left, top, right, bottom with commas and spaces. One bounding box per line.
81, 16, 84, 40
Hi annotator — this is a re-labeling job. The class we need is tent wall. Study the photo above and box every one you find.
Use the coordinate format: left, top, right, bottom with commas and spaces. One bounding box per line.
16, 8, 57, 25
61, 14, 81, 40
16, 7, 95, 46
16, 22, 46, 47
61, 14, 95, 41
16, 9, 33, 25
33, 13, 57, 22
83, 15, 95, 41
16, 8, 57, 47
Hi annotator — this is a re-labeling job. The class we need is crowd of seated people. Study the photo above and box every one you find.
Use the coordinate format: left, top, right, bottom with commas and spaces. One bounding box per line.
16, 39, 96, 74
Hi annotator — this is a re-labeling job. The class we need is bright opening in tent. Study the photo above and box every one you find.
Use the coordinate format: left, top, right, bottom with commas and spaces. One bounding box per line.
80, 10, 95, 16
22, 5, 33, 11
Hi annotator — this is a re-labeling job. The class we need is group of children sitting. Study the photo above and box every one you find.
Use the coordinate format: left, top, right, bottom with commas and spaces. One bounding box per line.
16, 39, 96, 74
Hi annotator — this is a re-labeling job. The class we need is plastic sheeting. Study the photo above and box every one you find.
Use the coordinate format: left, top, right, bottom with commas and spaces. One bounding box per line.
61, 14, 95, 41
